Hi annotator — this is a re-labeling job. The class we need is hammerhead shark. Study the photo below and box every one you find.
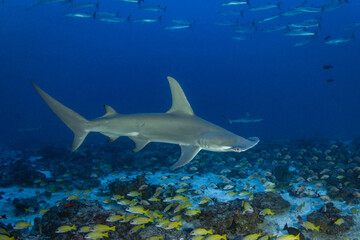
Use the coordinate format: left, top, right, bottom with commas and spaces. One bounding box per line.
32, 76, 259, 168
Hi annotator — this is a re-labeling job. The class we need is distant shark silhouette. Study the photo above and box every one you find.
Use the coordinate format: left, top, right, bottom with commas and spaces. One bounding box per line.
32, 77, 259, 168
226, 113, 263, 124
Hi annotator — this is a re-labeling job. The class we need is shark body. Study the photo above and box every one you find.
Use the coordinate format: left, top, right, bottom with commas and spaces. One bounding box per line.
32, 76, 259, 168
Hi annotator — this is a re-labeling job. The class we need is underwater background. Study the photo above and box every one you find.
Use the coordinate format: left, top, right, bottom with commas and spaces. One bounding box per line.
0, 0, 360, 239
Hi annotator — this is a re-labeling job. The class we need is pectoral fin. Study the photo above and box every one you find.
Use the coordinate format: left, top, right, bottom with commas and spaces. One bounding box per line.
170, 145, 201, 169
129, 136, 150, 152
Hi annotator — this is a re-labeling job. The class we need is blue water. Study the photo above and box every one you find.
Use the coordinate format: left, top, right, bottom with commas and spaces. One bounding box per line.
1, 0, 360, 149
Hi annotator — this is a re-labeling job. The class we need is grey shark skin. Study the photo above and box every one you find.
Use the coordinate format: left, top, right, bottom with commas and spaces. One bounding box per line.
32, 77, 259, 168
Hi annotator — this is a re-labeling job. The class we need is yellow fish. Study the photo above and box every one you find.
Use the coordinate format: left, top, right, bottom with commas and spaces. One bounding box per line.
260, 209, 274, 216
164, 220, 182, 230
39, 209, 50, 215
164, 203, 174, 212
185, 209, 201, 216
78, 226, 91, 233
67, 195, 80, 200
174, 202, 191, 213
129, 224, 145, 234
205, 234, 227, 240
106, 215, 125, 222
170, 215, 182, 222
14, 221, 32, 230
199, 196, 211, 205
350, 207, 359, 215
334, 218, 344, 225
127, 191, 142, 197
0, 235, 15, 240
130, 217, 154, 225
190, 228, 213, 236
301, 221, 320, 232
56, 225, 76, 233
148, 211, 163, 219
225, 192, 238, 196
91, 224, 115, 232
192, 237, 205, 240
276, 234, 300, 240
85, 231, 108, 239
243, 232, 261, 240
146, 236, 164, 240
172, 195, 189, 202
111, 195, 124, 201
120, 214, 138, 223
148, 197, 161, 202
242, 201, 254, 213
126, 206, 149, 216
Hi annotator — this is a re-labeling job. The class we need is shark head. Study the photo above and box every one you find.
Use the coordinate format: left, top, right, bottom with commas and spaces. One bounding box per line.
199, 132, 259, 153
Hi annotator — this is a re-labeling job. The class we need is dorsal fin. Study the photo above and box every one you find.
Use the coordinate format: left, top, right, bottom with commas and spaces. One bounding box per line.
166, 76, 194, 115
103, 105, 118, 117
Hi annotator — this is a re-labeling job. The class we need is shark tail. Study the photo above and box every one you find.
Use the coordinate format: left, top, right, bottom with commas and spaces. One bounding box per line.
32, 82, 90, 152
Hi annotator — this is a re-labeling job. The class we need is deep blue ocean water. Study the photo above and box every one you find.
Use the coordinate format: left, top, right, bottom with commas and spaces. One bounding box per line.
1, 0, 360, 149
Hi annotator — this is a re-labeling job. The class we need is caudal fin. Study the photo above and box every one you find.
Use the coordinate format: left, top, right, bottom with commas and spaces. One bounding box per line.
32, 82, 90, 151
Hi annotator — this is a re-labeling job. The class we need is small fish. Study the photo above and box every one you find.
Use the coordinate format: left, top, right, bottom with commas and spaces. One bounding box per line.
277, 234, 300, 240
164, 220, 182, 230
130, 217, 154, 225
243, 232, 261, 240
199, 196, 211, 205
283, 224, 305, 240
14, 221, 32, 230
111, 195, 124, 201
172, 195, 189, 202
67, 195, 80, 200
0, 215, 6, 220
334, 218, 344, 225
170, 215, 182, 222
127, 191, 142, 197
126, 206, 149, 216
327, 79, 334, 83
129, 224, 145, 234
164, 202, 174, 212
91, 224, 115, 232
120, 214, 138, 223
0, 235, 15, 240
65, 12, 95, 18
132, 17, 162, 23
296, 202, 305, 213
260, 208, 274, 216
185, 209, 201, 216
350, 207, 359, 215
39, 209, 50, 215
85, 231, 108, 239
322, 65, 333, 70
301, 221, 320, 232
139, 5, 166, 12
174, 202, 191, 213
226, 113, 263, 124
192, 237, 205, 240
220, 1, 248, 6
249, 3, 281, 11
165, 24, 192, 30
146, 236, 164, 240
226, 191, 238, 196
190, 228, 213, 236
242, 201, 254, 213
79, 226, 91, 233
205, 234, 227, 240
106, 215, 125, 222
56, 225, 76, 233
325, 34, 355, 45
70, 2, 99, 9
